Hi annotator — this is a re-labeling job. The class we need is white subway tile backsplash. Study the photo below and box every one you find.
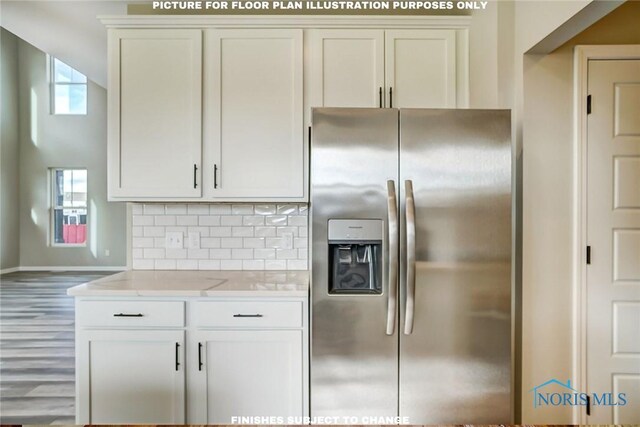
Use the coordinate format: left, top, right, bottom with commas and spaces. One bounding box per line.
277, 204, 298, 215
155, 215, 176, 226
176, 259, 198, 270
265, 215, 287, 226
209, 227, 231, 237
242, 215, 265, 226
232, 248, 253, 260
254, 204, 276, 215
198, 259, 221, 270
201, 237, 221, 249
131, 203, 309, 271
220, 237, 243, 248
254, 226, 277, 237
210, 248, 232, 259
210, 204, 232, 214
144, 204, 165, 215
143, 226, 165, 237
155, 259, 177, 269
143, 248, 165, 259
232, 227, 253, 237
243, 260, 264, 270
177, 215, 198, 226
254, 248, 276, 259
288, 216, 307, 227
220, 215, 242, 226
276, 249, 298, 260
287, 260, 308, 270
232, 204, 253, 215
165, 204, 187, 215
132, 215, 153, 226
221, 260, 242, 270
188, 204, 209, 215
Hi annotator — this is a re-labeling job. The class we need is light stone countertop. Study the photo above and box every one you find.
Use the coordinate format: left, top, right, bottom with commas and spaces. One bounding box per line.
67, 270, 309, 297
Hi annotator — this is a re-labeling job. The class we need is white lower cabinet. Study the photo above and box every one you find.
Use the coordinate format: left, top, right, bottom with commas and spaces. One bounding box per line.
76, 329, 186, 424
75, 297, 308, 424
191, 330, 304, 423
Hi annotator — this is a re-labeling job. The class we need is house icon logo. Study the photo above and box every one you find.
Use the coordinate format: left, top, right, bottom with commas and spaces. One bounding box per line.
529, 379, 577, 408
529, 378, 628, 409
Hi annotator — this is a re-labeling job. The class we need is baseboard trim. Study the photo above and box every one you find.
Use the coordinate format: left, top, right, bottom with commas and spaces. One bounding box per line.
0, 267, 20, 274
4, 266, 127, 273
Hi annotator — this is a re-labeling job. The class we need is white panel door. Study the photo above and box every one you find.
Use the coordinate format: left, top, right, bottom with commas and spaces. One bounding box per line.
108, 29, 202, 198
385, 30, 457, 108
77, 329, 185, 424
206, 29, 303, 199
191, 330, 303, 423
587, 59, 640, 424
309, 29, 385, 110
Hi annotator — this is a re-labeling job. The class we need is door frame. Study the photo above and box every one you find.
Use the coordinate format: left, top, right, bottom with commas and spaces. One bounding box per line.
572, 44, 640, 424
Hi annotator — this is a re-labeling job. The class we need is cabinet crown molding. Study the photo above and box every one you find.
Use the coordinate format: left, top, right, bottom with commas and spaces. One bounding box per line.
99, 15, 471, 29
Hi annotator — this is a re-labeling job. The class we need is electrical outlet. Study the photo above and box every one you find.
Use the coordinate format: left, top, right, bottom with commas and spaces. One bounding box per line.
283, 232, 294, 249
104, 249, 110, 257
166, 232, 183, 249
188, 232, 200, 249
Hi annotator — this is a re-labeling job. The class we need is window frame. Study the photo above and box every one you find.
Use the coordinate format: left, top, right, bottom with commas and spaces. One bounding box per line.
50, 167, 89, 248
49, 56, 88, 115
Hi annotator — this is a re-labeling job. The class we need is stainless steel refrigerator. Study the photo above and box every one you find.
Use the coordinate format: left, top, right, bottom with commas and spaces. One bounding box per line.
310, 108, 512, 424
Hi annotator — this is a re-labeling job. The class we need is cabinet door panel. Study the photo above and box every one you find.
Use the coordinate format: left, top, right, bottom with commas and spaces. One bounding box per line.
77, 329, 185, 424
109, 29, 202, 198
309, 30, 385, 109
385, 30, 457, 108
193, 330, 303, 423
207, 30, 303, 199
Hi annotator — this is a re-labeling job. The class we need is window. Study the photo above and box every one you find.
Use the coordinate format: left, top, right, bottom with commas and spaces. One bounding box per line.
50, 57, 87, 115
51, 169, 88, 246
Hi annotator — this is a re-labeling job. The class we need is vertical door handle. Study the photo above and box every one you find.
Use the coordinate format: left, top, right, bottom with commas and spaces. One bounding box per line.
389, 87, 393, 108
193, 164, 198, 189
404, 180, 416, 335
379, 87, 383, 108
175, 342, 180, 371
213, 164, 218, 189
386, 180, 398, 335
198, 342, 203, 371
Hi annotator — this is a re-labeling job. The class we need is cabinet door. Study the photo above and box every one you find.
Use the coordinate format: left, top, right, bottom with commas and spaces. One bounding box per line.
206, 29, 304, 199
385, 29, 458, 108
108, 29, 202, 198
191, 330, 304, 423
309, 30, 385, 110
76, 329, 185, 424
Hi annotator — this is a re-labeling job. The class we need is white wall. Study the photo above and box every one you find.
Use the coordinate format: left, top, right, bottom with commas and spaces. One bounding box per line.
17, 38, 127, 268
0, 28, 20, 271
521, 1, 639, 423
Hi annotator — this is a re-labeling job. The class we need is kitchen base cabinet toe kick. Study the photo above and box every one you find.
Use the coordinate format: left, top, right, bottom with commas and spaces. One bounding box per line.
73, 297, 309, 424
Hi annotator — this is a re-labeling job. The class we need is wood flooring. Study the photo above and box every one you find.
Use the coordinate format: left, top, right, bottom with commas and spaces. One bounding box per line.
0, 270, 115, 425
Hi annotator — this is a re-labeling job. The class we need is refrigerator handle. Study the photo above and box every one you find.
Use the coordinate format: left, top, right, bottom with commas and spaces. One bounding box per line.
404, 180, 416, 335
386, 180, 398, 335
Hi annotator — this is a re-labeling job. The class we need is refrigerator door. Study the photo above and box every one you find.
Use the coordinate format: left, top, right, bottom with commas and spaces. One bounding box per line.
311, 108, 399, 419
399, 109, 512, 423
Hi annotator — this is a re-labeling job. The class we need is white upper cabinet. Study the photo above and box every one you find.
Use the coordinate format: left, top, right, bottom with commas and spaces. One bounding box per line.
309, 29, 466, 111
309, 30, 385, 109
385, 29, 459, 108
204, 29, 304, 200
108, 29, 202, 199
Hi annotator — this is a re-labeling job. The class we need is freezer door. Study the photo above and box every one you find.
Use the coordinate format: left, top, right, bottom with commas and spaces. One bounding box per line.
399, 109, 512, 423
311, 108, 399, 419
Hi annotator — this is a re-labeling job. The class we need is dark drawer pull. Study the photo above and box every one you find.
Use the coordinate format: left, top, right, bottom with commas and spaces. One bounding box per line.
233, 314, 263, 318
113, 313, 144, 317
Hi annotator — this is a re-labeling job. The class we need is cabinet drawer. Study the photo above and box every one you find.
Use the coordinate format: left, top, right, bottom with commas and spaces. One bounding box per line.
77, 300, 184, 328
195, 301, 302, 328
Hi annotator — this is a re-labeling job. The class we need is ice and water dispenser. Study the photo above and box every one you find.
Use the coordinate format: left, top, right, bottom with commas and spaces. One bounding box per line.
328, 219, 383, 295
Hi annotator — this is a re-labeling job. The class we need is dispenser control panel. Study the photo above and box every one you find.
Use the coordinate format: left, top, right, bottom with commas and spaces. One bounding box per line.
328, 219, 384, 242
